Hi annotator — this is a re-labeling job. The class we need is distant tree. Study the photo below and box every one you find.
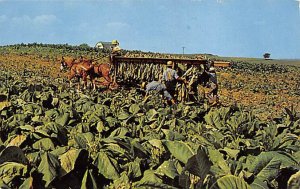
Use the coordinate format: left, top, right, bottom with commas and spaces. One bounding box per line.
79, 43, 90, 48
263, 53, 271, 60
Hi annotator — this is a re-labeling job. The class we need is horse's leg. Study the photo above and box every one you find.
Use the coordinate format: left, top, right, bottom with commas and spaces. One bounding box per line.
101, 65, 113, 89
90, 74, 96, 91
82, 72, 88, 90
76, 78, 82, 92
68, 71, 75, 88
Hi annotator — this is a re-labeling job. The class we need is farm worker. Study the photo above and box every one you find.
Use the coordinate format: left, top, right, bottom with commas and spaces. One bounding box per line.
110, 39, 122, 64
110, 40, 122, 81
141, 81, 176, 105
111, 40, 121, 56
205, 67, 219, 105
162, 60, 187, 98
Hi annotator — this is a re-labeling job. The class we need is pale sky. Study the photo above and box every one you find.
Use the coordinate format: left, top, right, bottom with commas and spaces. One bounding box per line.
0, 0, 300, 59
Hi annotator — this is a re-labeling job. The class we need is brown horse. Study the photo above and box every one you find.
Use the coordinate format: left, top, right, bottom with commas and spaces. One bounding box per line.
91, 63, 118, 90
60, 56, 95, 91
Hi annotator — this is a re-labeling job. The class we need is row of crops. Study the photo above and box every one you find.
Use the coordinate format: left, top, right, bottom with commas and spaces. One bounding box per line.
0, 68, 300, 188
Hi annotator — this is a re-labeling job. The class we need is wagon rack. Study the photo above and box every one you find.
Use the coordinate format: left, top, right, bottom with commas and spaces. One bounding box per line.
111, 56, 232, 102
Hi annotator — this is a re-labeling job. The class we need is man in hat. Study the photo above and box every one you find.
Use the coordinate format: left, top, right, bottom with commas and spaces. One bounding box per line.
162, 60, 187, 98
111, 40, 121, 56
110, 40, 122, 82
205, 66, 219, 105
141, 81, 176, 105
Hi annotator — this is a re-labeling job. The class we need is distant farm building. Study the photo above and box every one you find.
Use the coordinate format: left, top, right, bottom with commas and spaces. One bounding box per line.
95, 42, 112, 50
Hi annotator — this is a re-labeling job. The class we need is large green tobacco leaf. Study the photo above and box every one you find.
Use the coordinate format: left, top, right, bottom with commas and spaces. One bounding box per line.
126, 158, 142, 179
0, 180, 10, 189
131, 139, 148, 158
162, 129, 185, 141
129, 103, 141, 115
248, 151, 298, 182
146, 109, 159, 121
19, 90, 32, 101
22, 103, 43, 115
118, 110, 131, 120
183, 147, 212, 181
7, 113, 29, 127
220, 147, 240, 160
75, 98, 95, 113
81, 169, 98, 189
74, 132, 95, 149
155, 160, 179, 179
109, 171, 131, 189
32, 138, 55, 151
216, 175, 251, 189
204, 110, 223, 129
250, 178, 269, 189
59, 148, 89, 177
208, 149, 231, 177
93, 151, 120, 180
45, 109, 60, 119
0, 146, 28, 165
109, 127, 130, 137
40, 122, 68, 145
50, 146, 70, 157
163, 140, 195, 164
18, 176, 37, 189
0, 162, 27, 185
148, 139, 164, 150
249, 155, 280, 182
287, 171, 300, 189
55, 112, 70, 127
38, 152, 60, 187
134, 170, 163, 187
6, 134, 27, 147
292, 151, 300, 163
105, 116, 119, 128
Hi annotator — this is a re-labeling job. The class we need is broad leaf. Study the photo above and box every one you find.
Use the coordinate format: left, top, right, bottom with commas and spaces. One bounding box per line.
0, 146, 28, 165
55, 112, 70, 127
0, 179, 10, 189
126, 158, 142, 179
32, 138, 55, 151
59, 148, 89, 177
208, 148, 231, 177
216, 175, 251, 189
288, 171, 300, 189
162, 129, 185, 141
135, 170, 162, 186
163, 140, 195, 164
74, 132, 95, 149
155, 160, 179, 179
38, 152, 60, 187
184, 147, 212, 180
0, 162, 27, 185
81, 169, 98, 189
129, 103, 140, 115
6, 135, 27, 147
93, 151, 120, 180
250, 178, 269, 189
249, 151, 298, 182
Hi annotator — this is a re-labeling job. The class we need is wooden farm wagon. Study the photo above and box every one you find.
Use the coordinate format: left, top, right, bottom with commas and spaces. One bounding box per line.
111, 56, 231, 102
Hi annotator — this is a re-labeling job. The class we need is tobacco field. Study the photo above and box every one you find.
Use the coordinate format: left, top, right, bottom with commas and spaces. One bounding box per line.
0, 44, 299, 189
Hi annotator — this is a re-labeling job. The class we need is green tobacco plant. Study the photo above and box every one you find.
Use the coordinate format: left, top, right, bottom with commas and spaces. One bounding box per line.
0, 55, 299, 188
